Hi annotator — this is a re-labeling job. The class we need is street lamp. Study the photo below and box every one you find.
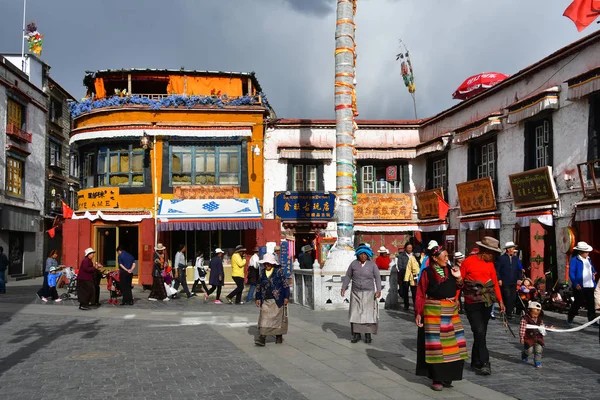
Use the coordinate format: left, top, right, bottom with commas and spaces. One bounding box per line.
140, 131, 152, 150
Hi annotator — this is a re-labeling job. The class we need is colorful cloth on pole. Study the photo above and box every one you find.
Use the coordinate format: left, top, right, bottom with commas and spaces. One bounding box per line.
26, 21, 43, 56
396, 41, 416, 94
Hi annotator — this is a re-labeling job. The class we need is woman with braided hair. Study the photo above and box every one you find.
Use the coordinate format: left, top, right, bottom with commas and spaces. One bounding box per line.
341, 244, 382, 344
415, 245, 468, 392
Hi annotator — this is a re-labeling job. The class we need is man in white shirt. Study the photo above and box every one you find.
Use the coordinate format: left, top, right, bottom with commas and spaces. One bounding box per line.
246, 247, 261, 303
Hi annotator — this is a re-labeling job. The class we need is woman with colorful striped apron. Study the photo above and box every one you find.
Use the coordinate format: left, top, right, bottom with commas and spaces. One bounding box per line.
415, 246, 468, 392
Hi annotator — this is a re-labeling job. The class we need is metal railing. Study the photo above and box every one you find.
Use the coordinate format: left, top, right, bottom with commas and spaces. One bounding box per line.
6, 123, 32, 143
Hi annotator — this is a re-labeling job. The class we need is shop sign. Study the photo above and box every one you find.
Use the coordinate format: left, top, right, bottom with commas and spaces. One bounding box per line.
509, 166, 558, 207
174, 185, 240, 199
274, 192, 335, 220
456, 177, 496, 215
354, 193, 413, 220
415, 188, 444, 220
386, 166, 397, 181
280, 241, 292, 278
78, 188, 120, 210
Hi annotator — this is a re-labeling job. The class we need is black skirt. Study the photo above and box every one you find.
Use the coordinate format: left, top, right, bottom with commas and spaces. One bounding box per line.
77, 279, 95, 305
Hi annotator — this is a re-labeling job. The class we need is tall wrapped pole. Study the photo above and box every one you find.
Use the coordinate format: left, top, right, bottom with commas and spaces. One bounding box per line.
331, 0, 358, 258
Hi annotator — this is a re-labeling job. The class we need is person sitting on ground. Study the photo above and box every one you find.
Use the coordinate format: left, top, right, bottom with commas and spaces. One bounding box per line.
43, 266, 63, 303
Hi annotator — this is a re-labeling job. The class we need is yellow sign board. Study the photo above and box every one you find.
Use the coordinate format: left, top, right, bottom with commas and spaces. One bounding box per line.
77, 188, 121, 210
415, 188, 444, 220
456, 177, 496, 215
354, 193, 413, 220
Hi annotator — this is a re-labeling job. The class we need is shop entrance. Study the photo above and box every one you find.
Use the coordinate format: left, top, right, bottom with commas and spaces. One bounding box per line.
95, 225, 139, 274
465, 229, 499, 255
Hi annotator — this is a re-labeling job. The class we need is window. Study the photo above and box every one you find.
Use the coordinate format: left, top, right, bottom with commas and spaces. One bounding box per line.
49, 99, 63, 126
358, 163, 407, 194
49, 142, 61, 167
477, 142, 495, 179
525, 117, 553, 170
291, 164, 318, 191
589, 96, 600, 163
432, 158, 447, 191
170, 145, 240, 186
69, 152, 80, 178
83, 153, 95, 188
7, 98, 26, 130
6, 157, 24, 197
97, 145, 145, 187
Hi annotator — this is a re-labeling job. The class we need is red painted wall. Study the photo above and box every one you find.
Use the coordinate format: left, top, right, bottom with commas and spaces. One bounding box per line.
139, 218, 155, 286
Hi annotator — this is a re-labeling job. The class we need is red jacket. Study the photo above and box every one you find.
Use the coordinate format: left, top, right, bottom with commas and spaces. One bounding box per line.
78, 257, 96, 281
375, 255, 390, 270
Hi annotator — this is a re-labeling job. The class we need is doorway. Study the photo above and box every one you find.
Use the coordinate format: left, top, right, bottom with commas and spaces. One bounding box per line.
8, 232, 24, 275
95, 225, 139, 274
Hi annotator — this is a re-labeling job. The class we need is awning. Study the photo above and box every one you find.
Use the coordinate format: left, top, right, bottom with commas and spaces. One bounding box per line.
566, 66, 600, 100
419, 219, 449, 232
157, 198, 262, 231
70, 127, 252, 145
506, 87, 560, 124
72, 210, 153, 222
453, 115, 503, 144
416, 141, 445, 157
356, 149, 416, 160
279, 148, 332, 160
354, 223, 420, 233
575, 199, 600, 222
513, 205, 555, 227
458, 212, 501, 230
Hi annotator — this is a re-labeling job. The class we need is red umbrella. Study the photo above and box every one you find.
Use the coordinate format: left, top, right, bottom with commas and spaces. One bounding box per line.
452, 72, 509, 100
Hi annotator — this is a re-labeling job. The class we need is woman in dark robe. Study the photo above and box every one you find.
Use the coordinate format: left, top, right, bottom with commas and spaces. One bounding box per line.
206, 248, 225, 303
78, 248, 101, 310
415, 246, 468, 391
148, 243, 168, 301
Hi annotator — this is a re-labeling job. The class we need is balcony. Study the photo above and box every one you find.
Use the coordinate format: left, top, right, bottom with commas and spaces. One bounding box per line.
578, 159, 600, 197
6, 123, 32, 143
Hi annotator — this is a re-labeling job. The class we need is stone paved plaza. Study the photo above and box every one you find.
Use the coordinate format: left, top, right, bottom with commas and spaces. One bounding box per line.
0, 279, 598, 400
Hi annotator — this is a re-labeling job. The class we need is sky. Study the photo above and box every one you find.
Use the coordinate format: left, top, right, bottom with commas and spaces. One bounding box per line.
0, 0, 595, 120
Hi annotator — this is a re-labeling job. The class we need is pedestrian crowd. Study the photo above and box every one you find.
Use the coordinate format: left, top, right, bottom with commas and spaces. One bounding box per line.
16, 235, 600, 393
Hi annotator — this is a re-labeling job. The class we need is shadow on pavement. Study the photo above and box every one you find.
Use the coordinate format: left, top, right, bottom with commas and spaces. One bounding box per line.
366, 349, 427, 386
384, 309, 415, 324
0, 318, 101, 377
321, 322, 352, 340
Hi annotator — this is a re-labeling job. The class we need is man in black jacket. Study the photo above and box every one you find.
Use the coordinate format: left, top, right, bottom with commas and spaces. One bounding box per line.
397, 243, 413, 303
495, 241, 523, 319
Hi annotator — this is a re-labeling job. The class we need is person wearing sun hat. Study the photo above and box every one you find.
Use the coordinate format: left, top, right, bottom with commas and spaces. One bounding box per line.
149, 243, 169, 302
254, 253, 290, 346
376, 246, 391, 271
341, 244, 382, 344
77, 247, 102, 310
459, 236, 505, 376
206, 248, 226, 303
226, 245, 247, 304
568, 241, 597, 325
495, 241, 524, 319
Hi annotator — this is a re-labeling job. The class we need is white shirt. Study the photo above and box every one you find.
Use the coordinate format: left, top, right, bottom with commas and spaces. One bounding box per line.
249, 254, 260, 269
194, 256, 206, 281
579, 255, 595, 288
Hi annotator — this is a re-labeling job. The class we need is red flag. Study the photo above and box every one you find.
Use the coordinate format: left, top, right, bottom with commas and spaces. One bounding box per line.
61, 200, 74, 219
563, 0, 600, 31
435, 192, 450, 221
47, 227, 56, 238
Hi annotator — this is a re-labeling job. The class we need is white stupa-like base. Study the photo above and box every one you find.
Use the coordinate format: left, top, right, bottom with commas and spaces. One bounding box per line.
293, 247, 391, 310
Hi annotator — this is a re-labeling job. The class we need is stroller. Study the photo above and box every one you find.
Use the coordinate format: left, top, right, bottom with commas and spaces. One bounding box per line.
106, 270, 122, 305
59, 267, 78, 300
515, 278, 537, 316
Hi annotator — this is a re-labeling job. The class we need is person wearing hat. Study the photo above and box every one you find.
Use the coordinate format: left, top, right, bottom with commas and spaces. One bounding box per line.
495, 241, 524, 319
459, 236, 504, 376
206, 248, 225, 303
341, 244, 382, 344
300, 244, 314, 270
246, 247, 260, 303
43, 266, 64, 303
519, 301, 548, 368
78, 248, 102, 310
254, 253, 290, 346
376, 246, 391, 271
415, 245, 468, 391
415, 240, 440, 283
149, 243, 169, 301
568, 241, 597, 325
226, 245, 247, 304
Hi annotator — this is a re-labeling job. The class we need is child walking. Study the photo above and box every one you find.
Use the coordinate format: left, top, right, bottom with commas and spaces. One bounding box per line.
519, 301, 547, 368
43, 266, 63, 302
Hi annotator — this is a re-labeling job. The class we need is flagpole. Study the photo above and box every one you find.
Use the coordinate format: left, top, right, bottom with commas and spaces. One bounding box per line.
21, 0, 26, 71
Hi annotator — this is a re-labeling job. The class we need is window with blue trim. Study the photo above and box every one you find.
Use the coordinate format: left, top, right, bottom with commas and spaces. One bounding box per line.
170, 145, 240, 186
97, 145, 145, 187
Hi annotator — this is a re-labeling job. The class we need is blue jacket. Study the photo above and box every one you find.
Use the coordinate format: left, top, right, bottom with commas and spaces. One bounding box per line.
416, 255, 429, 283
255, 266, 290, 308
569, 256, 597, 289
495, 254, 523, 284
47, 272, 62, 288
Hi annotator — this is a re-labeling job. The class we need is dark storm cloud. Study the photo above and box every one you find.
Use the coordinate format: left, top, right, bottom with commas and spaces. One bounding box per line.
283, 0, 335, 16
0, 0, 588, 120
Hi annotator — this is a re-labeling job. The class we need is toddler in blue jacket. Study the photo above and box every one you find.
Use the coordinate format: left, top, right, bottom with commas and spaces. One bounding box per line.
43, 266, 63, 302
